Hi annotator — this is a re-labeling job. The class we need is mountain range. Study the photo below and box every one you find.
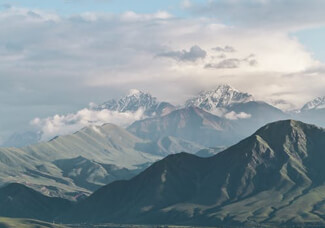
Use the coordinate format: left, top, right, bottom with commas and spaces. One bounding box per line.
0, 123, 208, 200
3, 120, 325, 227
93, 89, 176, 117
61, 120, 325, 226
3, 85, 325, 149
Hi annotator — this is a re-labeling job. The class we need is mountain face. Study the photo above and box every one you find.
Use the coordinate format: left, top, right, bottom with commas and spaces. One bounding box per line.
227, 101, 289, 134
128, 106, 241, 147
0, 183, 71, 221
301, 96, 325, 111
195, 146, 226, 157
184, 85, 288, 136
295, 96, 325, 128
0, 123, 206, 200
1, 131, 41, 148
185, 84, 254, 112
53, 156, 138, 192
0, 124, 162, 200
94, 89, 175, 117
63, 120, 325, 226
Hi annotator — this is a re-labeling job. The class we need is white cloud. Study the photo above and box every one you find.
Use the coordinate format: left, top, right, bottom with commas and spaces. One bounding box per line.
225, 111, 252, 120
31, 108, 145, 141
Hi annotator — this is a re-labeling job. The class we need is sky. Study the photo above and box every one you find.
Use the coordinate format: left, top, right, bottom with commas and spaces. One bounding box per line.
1, 0, 325, 142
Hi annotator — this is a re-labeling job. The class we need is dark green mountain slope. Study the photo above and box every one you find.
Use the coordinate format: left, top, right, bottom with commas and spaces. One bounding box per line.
63, 120, 325, 226
0, 183, 71, 221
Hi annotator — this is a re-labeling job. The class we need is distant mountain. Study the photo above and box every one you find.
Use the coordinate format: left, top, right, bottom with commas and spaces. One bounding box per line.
154, 136, 205, 156
2, 90, 175, 148
0, 183, 71, 221
63, 120, 325, 226
94, 89, 175, 117
0, 124, 162, 199
227, 100, 289, 134
195, 146, 226, 157
185, 85, 289, 135
1, 131, 41, 148
128, 106, 241, 147
24, 124, 161, 169
53, 156, 138, 191
0, 123, 206, 200
185, 84, 254, 113
296, 96, 325, 128
301, 96, 325, 111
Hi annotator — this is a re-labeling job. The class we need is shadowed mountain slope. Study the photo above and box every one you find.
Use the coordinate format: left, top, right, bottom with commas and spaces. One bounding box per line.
0, 183, 72, 221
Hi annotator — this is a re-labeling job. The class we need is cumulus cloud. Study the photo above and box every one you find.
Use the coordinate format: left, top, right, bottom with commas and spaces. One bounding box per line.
206, 58, 241, 69
31, 108, 145, 141
224, 111, 252, 120
157, 45, 207, 62
0, 5, 323, 139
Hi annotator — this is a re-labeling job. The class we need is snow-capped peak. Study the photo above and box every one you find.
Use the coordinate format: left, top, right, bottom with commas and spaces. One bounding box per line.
93, 90, 175, 117
127, 89, 142, 96
301, 96, 325, 111
95, 90, 157, 112
185, 84, 254, 112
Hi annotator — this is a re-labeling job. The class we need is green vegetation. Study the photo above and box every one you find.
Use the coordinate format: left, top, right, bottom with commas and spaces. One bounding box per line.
0, 217, 67, 228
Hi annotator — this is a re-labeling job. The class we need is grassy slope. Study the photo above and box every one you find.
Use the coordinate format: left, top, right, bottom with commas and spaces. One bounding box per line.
0, 217, 67, 228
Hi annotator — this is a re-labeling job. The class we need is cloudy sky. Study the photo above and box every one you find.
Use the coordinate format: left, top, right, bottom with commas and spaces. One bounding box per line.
1, 0, 325, 141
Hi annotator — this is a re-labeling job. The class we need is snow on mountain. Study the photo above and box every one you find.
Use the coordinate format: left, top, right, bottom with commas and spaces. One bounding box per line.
94, 89, 175, 117
185, 84, 254, 115
301, 96, 325, 111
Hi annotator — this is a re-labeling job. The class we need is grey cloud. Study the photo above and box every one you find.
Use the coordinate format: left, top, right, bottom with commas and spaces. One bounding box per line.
157, 45, 207, 62
206, 55, 258, 69
212, 45, 236, 53
217, 54, 227, 59
206, 58, 241, 69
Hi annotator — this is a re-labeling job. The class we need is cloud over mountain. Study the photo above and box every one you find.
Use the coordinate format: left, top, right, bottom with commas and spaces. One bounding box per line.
31, 108, 144, 141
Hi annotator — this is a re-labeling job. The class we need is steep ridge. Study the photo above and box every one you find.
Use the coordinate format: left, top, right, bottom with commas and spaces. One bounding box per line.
63, 120, 325, 226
